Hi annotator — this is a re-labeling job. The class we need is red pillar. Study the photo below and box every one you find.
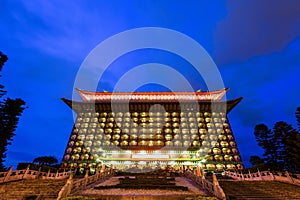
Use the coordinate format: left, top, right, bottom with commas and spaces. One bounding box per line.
197, 165, 201, 176
101, 164, 105, 173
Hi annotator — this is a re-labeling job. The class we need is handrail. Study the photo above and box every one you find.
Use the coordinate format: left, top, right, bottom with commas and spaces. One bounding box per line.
224, 170, 300, 186
0, 166, 71, 183
185, 170, 226, 200
57, 170, 114, 200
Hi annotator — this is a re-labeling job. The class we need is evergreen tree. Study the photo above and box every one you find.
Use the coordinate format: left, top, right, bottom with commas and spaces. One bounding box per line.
0, 52, 8, 72
284, 129, 300, 172
249, 155, 264, 166
253, 124, 275, 164
0, 52, 8, 98
272, 121, 293, 170
296, 107, 300, 131
253, 108, 300, 172
0, 51, 26, 171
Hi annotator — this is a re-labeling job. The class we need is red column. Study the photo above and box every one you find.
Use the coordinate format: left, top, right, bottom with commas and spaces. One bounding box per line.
101, 164, 105, 173
197, 165, 201, 176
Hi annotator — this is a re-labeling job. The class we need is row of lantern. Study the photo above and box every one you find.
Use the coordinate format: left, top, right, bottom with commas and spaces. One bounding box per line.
69, 140, 198, 147
70, 133, 235, 143
70, 132, 233, 140
76, 103, 205, 112
72, 127, 232, 136
77, 111, 227, 118
67, 138, 238, 152
75, 117, 227, 125
77, 116, 228, 123
75, 122, 229, 130
75, 120, 230, 128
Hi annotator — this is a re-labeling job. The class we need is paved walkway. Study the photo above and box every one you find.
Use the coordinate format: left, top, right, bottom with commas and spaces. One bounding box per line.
77, 176, 210, 198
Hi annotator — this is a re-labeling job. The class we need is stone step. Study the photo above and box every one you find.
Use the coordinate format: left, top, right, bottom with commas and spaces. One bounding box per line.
0, 179, 66, 200
219, 180, 300, 200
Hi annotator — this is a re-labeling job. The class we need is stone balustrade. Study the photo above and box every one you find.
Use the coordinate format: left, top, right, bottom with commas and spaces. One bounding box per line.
185, 170, 226, 200
57, 170, 114, 200
224, 170, 274, 181
224, 170, 300, 185
0, 165, 70, 183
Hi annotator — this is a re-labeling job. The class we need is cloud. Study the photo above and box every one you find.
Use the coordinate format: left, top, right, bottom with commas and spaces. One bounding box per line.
214, 0, 300, 64
224, 37, 300, 127
220, 37, 300, 167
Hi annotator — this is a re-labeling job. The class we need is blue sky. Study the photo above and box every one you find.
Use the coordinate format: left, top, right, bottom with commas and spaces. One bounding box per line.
1, 0, 300, 168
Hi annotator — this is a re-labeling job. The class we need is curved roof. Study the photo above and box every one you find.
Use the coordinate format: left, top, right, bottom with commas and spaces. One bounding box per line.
75, 88, 229, 102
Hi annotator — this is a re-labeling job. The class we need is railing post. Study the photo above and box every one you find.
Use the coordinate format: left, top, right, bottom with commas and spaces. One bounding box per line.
241, 171, 245, 181
36, 167, 41, 179
202, 170, 206, 180
285, 171, 294, 183
46, 169, 51, 179
55, 170, 59, 179
201, 170, 205, 187
213, 173, 226, 200
68, 172, 73, 183
257, 169, 262, 180
3, 166, 13, 182
248, 170, 252, 180
57, 173, 74, 200
84, 169, 89, 188
270, 171, 275, 180
212, 173, 219, 186
234, 171, 237, 179
22, 164, 30, 179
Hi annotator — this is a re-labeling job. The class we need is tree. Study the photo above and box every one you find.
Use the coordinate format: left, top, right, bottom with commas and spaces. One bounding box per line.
249, 155, 264, 166
284, 129, 300, 172
253, 107, 300, 172
0, 52, 8, 98
296, 107, 300, 131
0, 51, 26, 171
272, 121, 295, 170
253, 122, 299, 171
0, 52, 8, 72
33, 156, 58, 166
253, 124, 275, 164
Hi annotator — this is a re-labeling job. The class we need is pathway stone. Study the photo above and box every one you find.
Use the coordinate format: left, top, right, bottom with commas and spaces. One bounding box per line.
73, 175, 212, 199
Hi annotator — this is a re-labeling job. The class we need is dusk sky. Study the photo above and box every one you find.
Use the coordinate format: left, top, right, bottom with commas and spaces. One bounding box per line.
1, 0, 300, 168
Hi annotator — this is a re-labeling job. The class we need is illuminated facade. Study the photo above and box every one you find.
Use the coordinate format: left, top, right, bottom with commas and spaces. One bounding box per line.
61, 88, 243, 172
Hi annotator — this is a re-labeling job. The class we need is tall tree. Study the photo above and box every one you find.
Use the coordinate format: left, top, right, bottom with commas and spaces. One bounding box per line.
254, 107, 300, 172
272, 121, 293, 170
296, 107, 300, 131
0, 52, 8, 98
249, 155, 264, 166
0, 52, 8, 72
0, 51, 26, 171
284, 128, 300, 172
253, 124, 275, 164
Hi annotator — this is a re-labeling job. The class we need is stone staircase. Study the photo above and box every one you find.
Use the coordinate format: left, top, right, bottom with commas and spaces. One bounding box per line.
71, 175, 213, 200
219, 180, 300, 200
0, 179, 66, 200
